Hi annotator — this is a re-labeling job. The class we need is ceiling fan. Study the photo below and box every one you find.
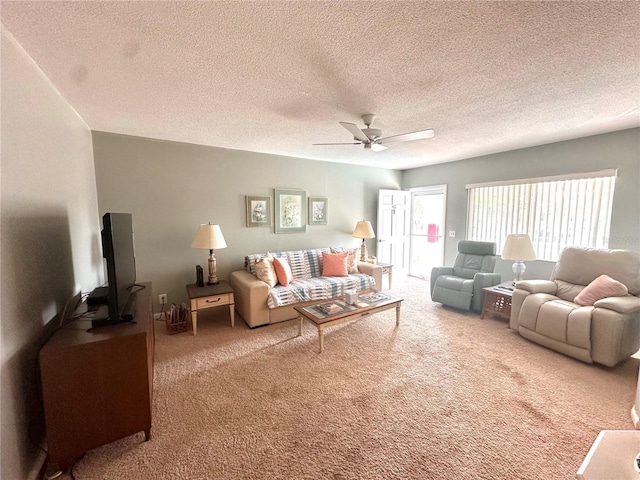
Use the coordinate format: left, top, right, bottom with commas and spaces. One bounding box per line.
314, 114, 435, 152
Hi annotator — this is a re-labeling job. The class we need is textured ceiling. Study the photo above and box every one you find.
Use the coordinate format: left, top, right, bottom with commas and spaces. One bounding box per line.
2, 1, 639, 170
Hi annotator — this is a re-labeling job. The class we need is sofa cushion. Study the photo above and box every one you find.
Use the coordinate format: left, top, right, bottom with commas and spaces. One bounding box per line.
254, 253, 277, 287
555, 280, 584, 303
267, 274, 375, 308
453, 254, 494, 279
322, 252, 348, 276
331, 247, 359, 273
280, 250, 310, 279
435, 275, 474, 293
574, 274, 628, 306
273, 257, 293, 286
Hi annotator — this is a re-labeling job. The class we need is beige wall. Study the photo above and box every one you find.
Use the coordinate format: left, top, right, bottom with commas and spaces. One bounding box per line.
92, 132, 402, 312
0, 28, 102, 479
402, 128, 640, 281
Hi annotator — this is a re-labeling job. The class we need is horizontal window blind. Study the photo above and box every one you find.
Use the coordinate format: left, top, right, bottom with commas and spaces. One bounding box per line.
466, 171, 616, 261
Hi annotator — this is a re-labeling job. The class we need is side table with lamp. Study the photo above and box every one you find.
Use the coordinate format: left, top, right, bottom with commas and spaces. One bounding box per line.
188, 223, 235, 335
481, 234, 536, 321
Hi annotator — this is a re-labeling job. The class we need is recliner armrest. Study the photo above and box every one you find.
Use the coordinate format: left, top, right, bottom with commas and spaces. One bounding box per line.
594, 295, 640, 314
472, 272, 502, 311
473, 272, 501, 286
515, 279, 557, 295
430, 267, 454, 296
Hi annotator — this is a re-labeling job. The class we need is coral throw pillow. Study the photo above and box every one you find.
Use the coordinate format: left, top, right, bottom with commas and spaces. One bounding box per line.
331, 247, 359, 273
574, 274, 628, 306
322, 252, 349, 277
254, 253, 277, 288
273, 257, 293, 286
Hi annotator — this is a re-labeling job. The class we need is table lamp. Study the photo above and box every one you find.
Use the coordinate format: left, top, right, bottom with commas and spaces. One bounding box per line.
501, 234, 536, 285
192, 223, 227, 285
352, 220, 375, 262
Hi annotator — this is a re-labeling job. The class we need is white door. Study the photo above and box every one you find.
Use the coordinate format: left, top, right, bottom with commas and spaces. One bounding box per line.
409, 185, 447, 279
376, 189, 411, 271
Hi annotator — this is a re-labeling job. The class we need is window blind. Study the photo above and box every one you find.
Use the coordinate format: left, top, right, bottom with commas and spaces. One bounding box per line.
466, 171, 616, 261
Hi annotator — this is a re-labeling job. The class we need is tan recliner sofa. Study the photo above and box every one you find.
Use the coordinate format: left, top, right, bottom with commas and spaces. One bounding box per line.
510, 247, 640, 367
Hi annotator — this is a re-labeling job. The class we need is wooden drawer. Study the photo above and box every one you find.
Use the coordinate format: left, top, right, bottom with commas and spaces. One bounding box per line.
195, 293, 230, 310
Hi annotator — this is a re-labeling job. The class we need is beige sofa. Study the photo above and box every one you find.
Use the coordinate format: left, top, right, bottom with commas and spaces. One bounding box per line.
230, 248, 382, 328
510, 247, 640, 367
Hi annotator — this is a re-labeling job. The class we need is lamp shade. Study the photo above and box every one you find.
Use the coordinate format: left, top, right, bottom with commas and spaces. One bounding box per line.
191, 224, 227, 250
352, 220, 375, 239
501, 234, 536, 261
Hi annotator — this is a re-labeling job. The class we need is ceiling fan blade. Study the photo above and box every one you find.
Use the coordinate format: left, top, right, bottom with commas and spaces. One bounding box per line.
339, 122, 369, 142
371, 143, 388, 152
380, 129, 435, 144
313, 142, 362, 146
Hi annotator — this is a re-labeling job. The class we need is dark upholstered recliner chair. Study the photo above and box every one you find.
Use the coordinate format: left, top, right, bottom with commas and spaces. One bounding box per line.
430, 241, 501, 312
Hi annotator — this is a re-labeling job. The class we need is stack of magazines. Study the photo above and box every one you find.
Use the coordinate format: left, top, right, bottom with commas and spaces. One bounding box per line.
317, 301, 344, 315
358, 291, 389, 303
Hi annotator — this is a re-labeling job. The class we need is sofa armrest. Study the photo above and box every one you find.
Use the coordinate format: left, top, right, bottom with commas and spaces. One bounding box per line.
430, 267, 454, 297
472, 272, 502, 312
358, 262, 382, 291
515, 279, 558, 295
229, 270, 270, 328
594, 295, 640, 314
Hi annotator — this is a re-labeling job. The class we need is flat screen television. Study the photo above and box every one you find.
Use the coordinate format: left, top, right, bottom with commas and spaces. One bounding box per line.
92, 212, 137, 328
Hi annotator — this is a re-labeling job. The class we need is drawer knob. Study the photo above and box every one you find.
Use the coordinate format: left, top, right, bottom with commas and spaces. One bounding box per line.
206, 298, 221, 303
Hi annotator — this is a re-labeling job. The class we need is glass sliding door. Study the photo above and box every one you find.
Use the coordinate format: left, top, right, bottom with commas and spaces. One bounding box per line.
409, 186, 446, 279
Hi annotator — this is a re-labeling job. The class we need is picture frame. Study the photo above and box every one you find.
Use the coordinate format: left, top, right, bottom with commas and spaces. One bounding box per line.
308, 197, 328, 225
274, 189, 307, 233
245, 195, 272, 227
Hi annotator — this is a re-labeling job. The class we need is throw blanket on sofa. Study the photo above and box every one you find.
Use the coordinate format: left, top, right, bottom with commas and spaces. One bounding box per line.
244, 248, 375, 308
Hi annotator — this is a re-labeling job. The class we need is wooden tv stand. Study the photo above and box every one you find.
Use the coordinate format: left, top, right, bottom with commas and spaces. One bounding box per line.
39, 282, 154, 472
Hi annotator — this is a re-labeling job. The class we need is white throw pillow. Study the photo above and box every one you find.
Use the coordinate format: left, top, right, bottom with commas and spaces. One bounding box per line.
254, 253, 277, 287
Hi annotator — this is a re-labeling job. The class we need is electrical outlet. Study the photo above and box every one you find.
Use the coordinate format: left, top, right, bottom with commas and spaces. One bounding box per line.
449, 231, 456, 237
159, 294, 168, 305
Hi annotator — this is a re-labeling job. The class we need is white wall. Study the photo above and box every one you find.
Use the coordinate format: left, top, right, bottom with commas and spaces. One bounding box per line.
402, 128, 640, 281
92, 132, 402, 311
0, 27, 102, 479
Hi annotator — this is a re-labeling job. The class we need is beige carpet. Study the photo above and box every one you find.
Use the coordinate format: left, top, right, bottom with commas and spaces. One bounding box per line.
63, 276, 638, 479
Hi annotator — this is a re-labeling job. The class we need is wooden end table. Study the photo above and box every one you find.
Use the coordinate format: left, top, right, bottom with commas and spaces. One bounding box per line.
295, 293, 402, 353
376, 262, 394, 290
186, 281, 235, 335
480, 283, 514, 321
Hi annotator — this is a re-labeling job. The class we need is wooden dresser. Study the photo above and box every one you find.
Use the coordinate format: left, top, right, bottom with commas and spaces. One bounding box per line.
39, 282, 154, 471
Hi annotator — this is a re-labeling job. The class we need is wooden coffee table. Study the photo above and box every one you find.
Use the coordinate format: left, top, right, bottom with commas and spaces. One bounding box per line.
295, 292, 403, 353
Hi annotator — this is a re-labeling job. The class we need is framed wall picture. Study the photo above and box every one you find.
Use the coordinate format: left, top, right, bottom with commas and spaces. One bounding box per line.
274, 189, 306, 233
246, 195, 272, 227
308, 197, 328, 225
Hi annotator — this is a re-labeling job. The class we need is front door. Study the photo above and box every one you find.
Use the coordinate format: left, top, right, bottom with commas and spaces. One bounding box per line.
376, 189, 411, 272
409, 185, 447, 279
